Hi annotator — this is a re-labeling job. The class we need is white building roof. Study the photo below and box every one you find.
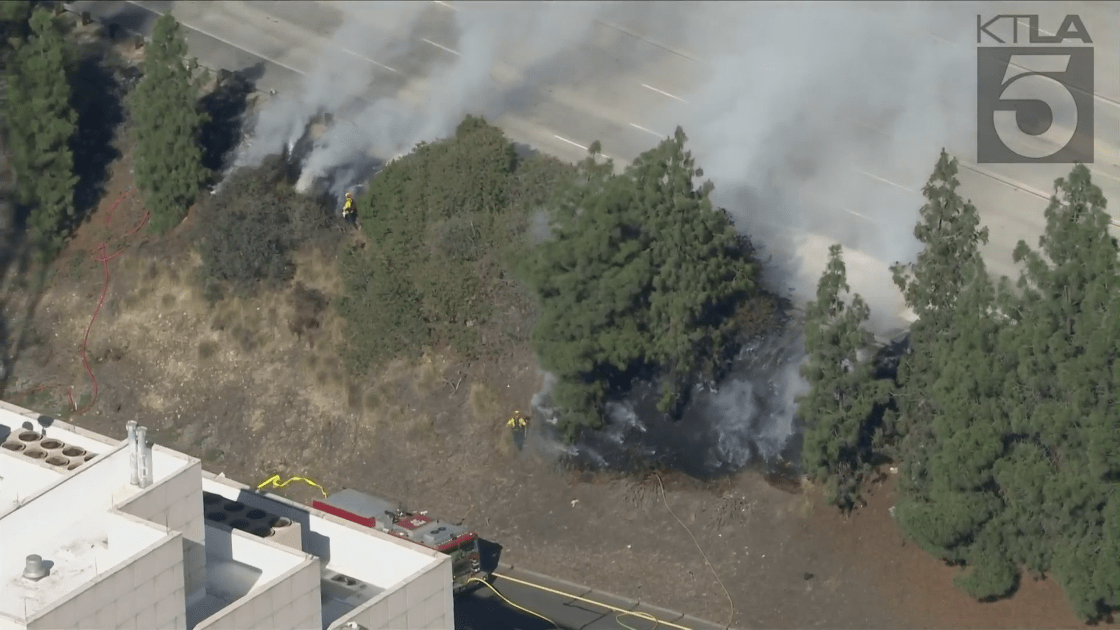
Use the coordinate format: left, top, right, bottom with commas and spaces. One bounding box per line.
0, 401, 453, 630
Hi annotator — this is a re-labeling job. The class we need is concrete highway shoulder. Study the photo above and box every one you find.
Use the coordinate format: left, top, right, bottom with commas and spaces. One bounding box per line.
493, 562, 734, 630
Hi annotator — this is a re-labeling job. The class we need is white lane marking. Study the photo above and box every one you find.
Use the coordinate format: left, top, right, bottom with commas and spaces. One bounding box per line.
842, 208, 873, 222
551, 134, 613, 160
341, 47, 399, 74
595, 19, 699, 62
641, 83, 688, 103
126, 1, 406, 82
855, 168, 915, 193
432, 0, 459, 10
125, 1, 308, 77
553, 135, 588, 150
629, 122, 664, 138
423, 38, 461, 56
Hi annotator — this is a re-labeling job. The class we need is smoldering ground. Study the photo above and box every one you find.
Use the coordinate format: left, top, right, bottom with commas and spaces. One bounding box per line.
230, 2, 974, 475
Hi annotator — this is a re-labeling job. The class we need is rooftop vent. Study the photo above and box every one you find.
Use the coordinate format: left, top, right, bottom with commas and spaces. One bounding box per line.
22, 555, 49, 581
421, 525, 453, 546
15, 431, 40, 444
22, 448, 47, 460
321, 569, 377, 607
264, 517, 303, 551
2, 431, 97, 471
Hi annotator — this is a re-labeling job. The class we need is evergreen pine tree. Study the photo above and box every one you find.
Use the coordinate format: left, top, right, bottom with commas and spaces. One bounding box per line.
798, 244, 890, 510
528, 129, 758, 436
888, 150, 990, 495
128, 12, 209, 233
993, 165, 1120, 619
888, 149, 1018, 600
5, 7, 78, 255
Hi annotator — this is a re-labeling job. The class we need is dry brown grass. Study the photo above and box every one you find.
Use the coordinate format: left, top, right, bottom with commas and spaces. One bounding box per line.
468, 381, 501, 423
468, 381, 512, 455
413, 351, 453, 397
798, 478, 817, 519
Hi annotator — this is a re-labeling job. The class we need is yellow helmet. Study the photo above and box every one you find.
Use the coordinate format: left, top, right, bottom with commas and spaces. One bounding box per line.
345, 192, 352, 199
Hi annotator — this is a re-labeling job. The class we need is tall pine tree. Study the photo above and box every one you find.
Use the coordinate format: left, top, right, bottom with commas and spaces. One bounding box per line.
888, 149, 1018, 599
5, 7, 78, 256
631, 127, 756, 412
128, 12, 208, 234
528, 128, 757, 436
893, 252, 1012, 598
798, 244, 890, 511
888, 150, 990, 495
994, 165, 1119, 619
890, 158, 1119, 620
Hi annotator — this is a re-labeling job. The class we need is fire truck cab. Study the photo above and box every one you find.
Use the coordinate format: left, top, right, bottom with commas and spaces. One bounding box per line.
312, 488, 488, 595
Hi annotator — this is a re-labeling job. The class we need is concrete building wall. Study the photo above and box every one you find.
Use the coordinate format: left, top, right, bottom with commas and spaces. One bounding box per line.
197, 559, 321, 630
119, 459, 206, 596
29, 533, 186, 630
337, 559, 453, 630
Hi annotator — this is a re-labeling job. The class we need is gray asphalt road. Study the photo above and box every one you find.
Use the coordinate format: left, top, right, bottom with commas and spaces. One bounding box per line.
456, 567, 729, 630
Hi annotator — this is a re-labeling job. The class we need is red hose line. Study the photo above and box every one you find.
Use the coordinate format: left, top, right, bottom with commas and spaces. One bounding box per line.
67, 187, 150, 415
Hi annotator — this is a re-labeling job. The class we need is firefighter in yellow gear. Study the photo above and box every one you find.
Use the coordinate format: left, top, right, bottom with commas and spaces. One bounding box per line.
506, 410, 529, 430
342, 192, 357, 226
507, 410, 529, 451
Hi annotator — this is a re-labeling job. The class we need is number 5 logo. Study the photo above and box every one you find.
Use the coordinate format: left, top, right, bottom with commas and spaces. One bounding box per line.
976, 47, 1094, 164
994, 56, 1079, 158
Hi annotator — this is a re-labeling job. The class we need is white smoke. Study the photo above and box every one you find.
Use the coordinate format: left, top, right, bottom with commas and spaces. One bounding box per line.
237, 1, 971, 329
237, 2, 430, 167
229, 1, 976, 471
514, 3, 971, 470
642, 2, 975, 334
238, 2, 611, 198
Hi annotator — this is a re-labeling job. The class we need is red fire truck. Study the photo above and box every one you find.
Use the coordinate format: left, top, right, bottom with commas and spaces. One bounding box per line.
312, 488, 489, 595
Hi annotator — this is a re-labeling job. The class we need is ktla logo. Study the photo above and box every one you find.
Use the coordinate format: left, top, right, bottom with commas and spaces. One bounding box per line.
976, 14, 1094, 164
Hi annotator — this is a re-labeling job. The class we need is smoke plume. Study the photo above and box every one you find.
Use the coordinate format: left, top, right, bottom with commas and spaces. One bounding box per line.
239, 2, 614, 198
233, 2, 976, 474
535, 2, 973, 473
645, 2, 975, 333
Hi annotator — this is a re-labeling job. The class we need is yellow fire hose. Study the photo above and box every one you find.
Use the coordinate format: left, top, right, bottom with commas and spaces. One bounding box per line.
471, 571, 696, 630
256, 474, 328, 497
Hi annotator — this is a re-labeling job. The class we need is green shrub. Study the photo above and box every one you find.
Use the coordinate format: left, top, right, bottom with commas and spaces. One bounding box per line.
196, 156, 333, 301
336, 116, 562, 377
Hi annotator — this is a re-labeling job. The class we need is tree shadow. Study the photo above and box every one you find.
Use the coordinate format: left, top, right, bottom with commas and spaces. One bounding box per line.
200, 63, 265, 174
70, 51, 126, 227
0, 234, 52, 399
